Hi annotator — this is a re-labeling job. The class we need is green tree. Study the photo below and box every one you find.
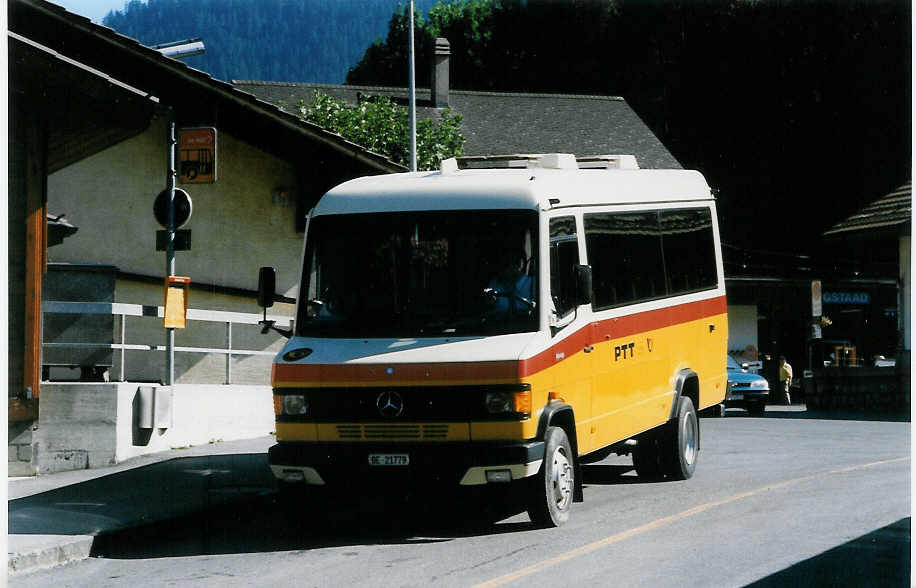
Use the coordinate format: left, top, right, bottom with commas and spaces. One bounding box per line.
297, 90, 465, 171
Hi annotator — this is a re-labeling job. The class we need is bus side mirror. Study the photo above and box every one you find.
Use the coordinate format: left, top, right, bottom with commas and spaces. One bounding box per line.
257, 266, 276, 309
575, 264, 592, 306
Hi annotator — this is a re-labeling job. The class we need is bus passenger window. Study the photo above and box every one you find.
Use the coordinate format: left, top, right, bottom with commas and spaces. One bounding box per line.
659, 208, 718, 295
585, 211, 666, 309
549, 216, 579, 319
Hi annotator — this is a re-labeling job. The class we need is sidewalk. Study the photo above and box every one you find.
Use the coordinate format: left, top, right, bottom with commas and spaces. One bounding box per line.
8, 436, 276, 577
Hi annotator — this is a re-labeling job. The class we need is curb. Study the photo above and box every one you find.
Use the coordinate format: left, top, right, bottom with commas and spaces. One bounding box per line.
8, 534, 95, 577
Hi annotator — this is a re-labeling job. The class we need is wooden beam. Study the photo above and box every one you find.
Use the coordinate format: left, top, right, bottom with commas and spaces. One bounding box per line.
22, 117, 47, 405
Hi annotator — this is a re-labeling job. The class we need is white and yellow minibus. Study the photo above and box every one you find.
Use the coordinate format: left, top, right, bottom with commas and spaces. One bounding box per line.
257, 153, 727, 526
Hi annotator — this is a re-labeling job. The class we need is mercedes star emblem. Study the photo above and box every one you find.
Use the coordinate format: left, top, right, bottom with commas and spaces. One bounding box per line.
376, 391, 404, 418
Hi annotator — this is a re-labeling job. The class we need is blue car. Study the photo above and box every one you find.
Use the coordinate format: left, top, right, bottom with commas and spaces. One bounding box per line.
725, 355, 769, 415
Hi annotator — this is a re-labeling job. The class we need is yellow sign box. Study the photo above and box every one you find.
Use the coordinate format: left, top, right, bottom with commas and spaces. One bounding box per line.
164, 276, 190, 329
178, 127, 216, 184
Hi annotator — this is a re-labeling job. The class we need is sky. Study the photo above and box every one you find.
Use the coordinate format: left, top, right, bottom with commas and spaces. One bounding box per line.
53, 0, 133, 23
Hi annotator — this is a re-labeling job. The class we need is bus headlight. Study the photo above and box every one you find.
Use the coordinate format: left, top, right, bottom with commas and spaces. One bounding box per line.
485, 389, 531, 417
486, 391, 512, 414
282, 394, 308, 416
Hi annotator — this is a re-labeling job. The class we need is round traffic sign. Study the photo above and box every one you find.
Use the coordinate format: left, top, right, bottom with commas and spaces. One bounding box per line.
154, 188, 193, 229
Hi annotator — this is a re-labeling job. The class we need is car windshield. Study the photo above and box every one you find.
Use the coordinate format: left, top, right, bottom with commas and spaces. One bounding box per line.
726, 355, 742, 370
297, 210, 539, 338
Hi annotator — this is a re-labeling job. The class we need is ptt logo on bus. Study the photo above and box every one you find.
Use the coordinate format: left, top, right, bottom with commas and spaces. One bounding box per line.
256, 153, 728, 527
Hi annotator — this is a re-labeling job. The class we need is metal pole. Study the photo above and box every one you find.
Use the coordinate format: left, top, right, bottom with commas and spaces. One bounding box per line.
408, 0, 417, 172
167, 121, 176, 386
225, 321, 232, 385
120, 313, 126, 382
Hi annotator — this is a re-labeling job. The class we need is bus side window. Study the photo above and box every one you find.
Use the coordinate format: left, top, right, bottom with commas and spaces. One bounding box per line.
585, 211, 666, 309
549, 216, 579, 321
659, 208, 717, 295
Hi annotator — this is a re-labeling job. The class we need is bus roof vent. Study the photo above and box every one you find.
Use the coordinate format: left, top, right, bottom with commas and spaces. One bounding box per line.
454, 154, 543, 169
539, 153, 578, 170
440, 157, 460, 175
576, 154, 640, 170
451, 154, 640, 171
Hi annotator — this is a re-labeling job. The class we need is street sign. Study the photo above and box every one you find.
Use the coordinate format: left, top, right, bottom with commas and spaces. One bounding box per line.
154, 188, 192, 229
178, 127, 217, 183
811, 280, 822, 317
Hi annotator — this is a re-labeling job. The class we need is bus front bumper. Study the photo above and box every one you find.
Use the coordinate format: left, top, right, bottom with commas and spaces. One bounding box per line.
268, 440, 545, 487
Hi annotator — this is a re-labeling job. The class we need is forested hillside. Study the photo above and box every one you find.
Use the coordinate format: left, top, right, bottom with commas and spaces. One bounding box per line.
102, 0, 438, 83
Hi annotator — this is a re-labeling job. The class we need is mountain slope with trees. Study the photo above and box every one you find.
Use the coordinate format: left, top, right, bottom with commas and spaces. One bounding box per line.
102, 0, 438, 83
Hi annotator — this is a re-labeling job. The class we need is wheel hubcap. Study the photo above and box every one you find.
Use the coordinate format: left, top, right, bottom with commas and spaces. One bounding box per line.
682, 416, 697, 466
551, 447, 573, 509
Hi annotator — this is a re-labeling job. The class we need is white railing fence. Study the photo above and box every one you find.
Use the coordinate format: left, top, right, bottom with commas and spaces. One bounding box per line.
42, 301, 292, 384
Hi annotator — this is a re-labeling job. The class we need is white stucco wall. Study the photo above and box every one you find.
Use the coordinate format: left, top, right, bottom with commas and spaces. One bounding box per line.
47, 117, 304, 297
46, 117, 311, 384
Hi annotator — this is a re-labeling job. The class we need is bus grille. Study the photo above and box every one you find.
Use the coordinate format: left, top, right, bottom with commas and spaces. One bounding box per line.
336, 424, 451, 440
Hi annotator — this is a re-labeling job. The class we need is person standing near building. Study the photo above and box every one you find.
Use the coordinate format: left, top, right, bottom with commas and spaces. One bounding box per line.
778, 355, 793, 405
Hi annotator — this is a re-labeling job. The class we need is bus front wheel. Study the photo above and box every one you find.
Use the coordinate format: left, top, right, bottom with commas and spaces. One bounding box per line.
526, 426, 575, 527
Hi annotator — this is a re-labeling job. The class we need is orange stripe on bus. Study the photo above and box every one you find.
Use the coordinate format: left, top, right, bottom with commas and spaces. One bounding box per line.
520, 296, 727, 377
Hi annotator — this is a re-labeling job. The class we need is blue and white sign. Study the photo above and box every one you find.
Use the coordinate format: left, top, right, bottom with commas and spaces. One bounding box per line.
823, 291, 871, 305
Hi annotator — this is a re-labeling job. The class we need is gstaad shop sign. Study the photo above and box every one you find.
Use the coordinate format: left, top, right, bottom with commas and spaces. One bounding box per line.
823, 291, 871, 305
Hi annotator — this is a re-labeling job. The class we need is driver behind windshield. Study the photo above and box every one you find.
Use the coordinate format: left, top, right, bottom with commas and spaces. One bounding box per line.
486, 248, 534, 313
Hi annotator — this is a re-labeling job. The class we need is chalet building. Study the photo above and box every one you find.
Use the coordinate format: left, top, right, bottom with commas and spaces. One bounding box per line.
8, 0, 403, 472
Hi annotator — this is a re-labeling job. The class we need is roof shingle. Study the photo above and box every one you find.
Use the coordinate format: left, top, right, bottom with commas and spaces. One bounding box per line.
233, 81, 682, 170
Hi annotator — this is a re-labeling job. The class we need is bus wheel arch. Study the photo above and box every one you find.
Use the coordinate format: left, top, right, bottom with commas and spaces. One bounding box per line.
671, 369, 700, 451
535, 403, 584, 501
661, 370, 700, 480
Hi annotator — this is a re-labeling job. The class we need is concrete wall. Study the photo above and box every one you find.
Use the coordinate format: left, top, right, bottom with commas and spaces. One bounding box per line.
31, 383, 275, 474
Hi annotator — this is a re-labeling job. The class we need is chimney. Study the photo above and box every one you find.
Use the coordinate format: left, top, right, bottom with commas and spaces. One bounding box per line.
431, 37, 450, 108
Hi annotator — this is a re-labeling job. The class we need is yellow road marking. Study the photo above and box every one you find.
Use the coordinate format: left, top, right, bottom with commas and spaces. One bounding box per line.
474, 456, 909, 588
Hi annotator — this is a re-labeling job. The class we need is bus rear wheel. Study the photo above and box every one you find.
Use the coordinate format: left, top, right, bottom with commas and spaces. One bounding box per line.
661, 395, 698, 480
526, 426, 575, 527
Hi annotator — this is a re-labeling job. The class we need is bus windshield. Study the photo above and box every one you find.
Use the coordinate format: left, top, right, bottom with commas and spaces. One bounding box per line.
297, 210, 539, 338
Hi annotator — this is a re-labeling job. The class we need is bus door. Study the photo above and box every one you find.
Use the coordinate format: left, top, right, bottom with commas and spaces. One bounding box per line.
545, 215, 596, 453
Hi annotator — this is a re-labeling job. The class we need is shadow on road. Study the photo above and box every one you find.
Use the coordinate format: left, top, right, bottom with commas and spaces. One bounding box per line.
9, 454, 275, 536
10, 452, 543, 559
745, 518, 911, 587
582, 463, 645, 485
90, 486, 533, 559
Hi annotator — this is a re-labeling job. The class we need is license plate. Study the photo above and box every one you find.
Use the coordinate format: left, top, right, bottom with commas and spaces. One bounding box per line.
730, 393, 744, 401
368, 453, 409, 466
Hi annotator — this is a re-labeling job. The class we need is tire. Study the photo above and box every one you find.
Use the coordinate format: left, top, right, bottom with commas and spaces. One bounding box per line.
633, 434, 664, 480
660, 395, 699, 480
526, 426, 575, 527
